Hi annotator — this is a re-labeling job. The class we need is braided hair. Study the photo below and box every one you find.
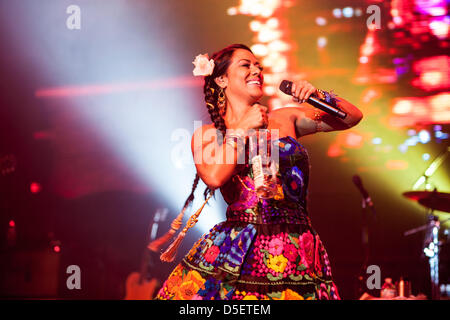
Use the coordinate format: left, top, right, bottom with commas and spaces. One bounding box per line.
152, 44, 254, 261
186, 44, 253, 206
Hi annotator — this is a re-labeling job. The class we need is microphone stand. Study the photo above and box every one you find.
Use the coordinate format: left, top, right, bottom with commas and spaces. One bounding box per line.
356, 195, 374, 298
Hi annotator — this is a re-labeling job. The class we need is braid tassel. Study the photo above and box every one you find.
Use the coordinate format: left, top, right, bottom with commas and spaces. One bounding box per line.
160, 192, 213, 262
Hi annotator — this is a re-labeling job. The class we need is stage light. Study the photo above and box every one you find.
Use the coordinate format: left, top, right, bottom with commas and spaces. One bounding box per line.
315, 17, 327, 26
272, 56, 287, 73
418, 130, 431, 144
30, 182, 42, 194
227, 7, 238, 15
258, 28, 282, 43
317, 37, 327, 48
267, 17, 279, 28
428, 7, 446, 16
249, 20, 262, 31
9, 220, 15, 228
342, 7, 354, 18
435, 131, 449, 139
415, 0, 447, 16
355, 8, 363, 17
361, 45, 374, 56
53, 245, 61, 253
251, 43, 269, 56
429, 17, 449, 39
372, 137, 382, 145
359, 56, 369, 64
421, 71, 444, 86
422, 153, 431, 161
332, 8, 342, 18
267, 40, 290, 52
393, 16, 403, 25
392, 100, 413, 114
429, 93, 450, 110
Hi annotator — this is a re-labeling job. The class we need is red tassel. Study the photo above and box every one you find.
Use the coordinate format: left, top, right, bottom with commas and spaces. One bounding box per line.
159, 193, 212, 262
159, 231, 186, 262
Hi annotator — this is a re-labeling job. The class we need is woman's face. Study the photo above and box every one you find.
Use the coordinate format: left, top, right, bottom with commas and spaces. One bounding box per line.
218, 48, 264, 104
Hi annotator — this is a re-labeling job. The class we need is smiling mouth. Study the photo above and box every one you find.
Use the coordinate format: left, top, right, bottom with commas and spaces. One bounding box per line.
246, 80, 262, 86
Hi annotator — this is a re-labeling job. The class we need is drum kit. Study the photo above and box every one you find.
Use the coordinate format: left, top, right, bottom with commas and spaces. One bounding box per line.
403, 190, 450, 300
400, 146, 450, 300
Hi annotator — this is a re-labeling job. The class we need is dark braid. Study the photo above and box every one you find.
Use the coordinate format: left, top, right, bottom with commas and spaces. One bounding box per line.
186, 44, 253, 204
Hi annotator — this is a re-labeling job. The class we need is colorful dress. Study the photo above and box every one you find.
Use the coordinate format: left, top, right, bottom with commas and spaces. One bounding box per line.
155, 135, 340, 300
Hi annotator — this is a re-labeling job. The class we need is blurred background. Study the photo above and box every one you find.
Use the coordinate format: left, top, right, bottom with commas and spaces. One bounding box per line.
0, 0, 448, 299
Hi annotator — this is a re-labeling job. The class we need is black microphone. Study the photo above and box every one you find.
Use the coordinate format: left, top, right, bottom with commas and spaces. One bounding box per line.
352, 175, 374, 208
279, 80, 347, 119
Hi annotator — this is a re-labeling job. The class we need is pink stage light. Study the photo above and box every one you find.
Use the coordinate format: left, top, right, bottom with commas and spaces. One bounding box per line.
35, 76, 202, 98
390, 93, 450, 126
30, 182, 42, 194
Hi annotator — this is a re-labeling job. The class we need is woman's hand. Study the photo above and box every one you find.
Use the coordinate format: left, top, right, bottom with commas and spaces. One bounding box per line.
291, 80, 318, 103
229, 103, 269, 131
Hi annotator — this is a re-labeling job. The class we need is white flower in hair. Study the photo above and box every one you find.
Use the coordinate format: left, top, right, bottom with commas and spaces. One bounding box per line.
192, 53, 215, 76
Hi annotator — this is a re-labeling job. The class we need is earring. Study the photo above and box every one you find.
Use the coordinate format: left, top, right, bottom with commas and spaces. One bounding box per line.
217, 87, 226, 116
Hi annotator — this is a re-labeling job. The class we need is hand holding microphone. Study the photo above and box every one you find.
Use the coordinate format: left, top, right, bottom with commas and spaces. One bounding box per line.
279, 80, 347, 119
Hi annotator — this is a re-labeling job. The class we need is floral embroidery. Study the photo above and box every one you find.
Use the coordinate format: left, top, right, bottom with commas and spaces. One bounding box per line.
274, 289, 305, 300
173, 270, 206, 300
166, 274, 182, 292
155, 136, 339, 301
284, 243, 298, 262
268, 238, 284, 256
204, 246, 220, 263
267, 254, 288, 274
299, 231, 315, 269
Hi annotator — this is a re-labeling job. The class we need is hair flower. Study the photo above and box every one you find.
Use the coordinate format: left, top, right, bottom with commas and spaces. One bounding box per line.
192, 53, 215, 76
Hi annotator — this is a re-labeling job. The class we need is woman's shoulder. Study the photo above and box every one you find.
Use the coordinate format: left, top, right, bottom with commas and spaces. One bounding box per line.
269, 105, 310, 118
269, 105, 317, 138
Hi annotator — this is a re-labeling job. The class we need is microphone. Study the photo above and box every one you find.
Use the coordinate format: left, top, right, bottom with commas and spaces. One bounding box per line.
279, 80, 347, 119
352, 175, 374, 208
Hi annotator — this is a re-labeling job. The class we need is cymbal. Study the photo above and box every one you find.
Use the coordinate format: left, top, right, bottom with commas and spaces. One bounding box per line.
403, 191, 450, 213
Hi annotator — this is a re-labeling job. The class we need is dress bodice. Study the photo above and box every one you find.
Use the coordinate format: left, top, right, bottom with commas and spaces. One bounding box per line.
220, 136, 311, 225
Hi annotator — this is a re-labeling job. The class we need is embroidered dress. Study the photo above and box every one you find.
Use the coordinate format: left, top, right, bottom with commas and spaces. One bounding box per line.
155, 136, 340, 300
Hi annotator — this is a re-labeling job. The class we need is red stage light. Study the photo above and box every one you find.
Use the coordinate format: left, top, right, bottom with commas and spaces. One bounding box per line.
8, 220, 15, 228
53, 245, 61, 253
327, 143, 345, 158
30, 182, 42, 194
412, 56, 449, 91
